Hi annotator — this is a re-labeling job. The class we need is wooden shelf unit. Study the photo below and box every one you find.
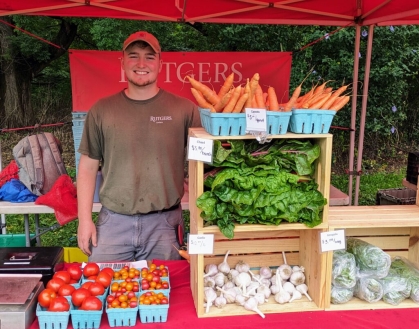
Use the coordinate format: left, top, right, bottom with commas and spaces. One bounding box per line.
325, 204, 419, 310
188, 128, 333, 317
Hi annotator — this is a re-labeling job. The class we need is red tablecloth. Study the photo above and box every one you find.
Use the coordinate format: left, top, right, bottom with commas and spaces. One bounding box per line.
30, 260, 419, 329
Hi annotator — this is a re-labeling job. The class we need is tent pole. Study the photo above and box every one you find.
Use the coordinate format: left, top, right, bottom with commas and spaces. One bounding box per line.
0, 141, 6, 234
354, 24, 375, 205
348, 25, 361, 205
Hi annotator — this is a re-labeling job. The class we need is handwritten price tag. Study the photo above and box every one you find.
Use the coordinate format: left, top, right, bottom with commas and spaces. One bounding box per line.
245, 108, 267, 132
188, 234, 214, 254
320, 230, 346, 252
187, 137, 213, 163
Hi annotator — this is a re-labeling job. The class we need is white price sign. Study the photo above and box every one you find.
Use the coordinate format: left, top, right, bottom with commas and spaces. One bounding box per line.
187, 137, 213, 163
188, 234, 214, 254
320, 230, 346, 252
245, 108, 267, 132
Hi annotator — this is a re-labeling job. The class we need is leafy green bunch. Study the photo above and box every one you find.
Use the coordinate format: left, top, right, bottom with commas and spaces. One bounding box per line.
196, 139, 327, 239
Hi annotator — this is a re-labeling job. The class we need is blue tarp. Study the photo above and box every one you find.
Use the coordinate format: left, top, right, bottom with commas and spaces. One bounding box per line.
0, 179, 38, 202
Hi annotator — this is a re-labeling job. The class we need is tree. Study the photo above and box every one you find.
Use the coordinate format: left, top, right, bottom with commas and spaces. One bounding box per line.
0, 16, 77, 127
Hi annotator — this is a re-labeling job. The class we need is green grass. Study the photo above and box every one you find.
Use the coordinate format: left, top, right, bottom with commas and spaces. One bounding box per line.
2, 171, 407, 247
331, 169, 405, 205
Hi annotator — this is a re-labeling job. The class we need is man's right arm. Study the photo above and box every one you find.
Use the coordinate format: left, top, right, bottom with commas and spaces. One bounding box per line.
77, 154, 100, 256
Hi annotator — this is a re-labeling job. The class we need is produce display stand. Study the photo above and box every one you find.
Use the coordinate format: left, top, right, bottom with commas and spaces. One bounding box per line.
188, 127, 333, 317
325, 204, 419, 310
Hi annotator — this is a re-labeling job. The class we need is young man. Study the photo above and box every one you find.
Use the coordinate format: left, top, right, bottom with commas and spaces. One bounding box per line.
77, 31, 201, 262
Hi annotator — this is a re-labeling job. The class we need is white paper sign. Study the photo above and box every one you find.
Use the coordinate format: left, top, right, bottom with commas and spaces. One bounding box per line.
188, 234, 214, 254
320, 230, 346, 252
187, 137, 213, 163
245, 108, 267, 132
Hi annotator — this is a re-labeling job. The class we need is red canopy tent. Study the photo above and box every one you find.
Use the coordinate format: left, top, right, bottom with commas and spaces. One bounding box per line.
1, 0, 418, 204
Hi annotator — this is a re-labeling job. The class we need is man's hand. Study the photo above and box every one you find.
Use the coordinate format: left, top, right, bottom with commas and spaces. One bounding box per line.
77, 219, 97, 256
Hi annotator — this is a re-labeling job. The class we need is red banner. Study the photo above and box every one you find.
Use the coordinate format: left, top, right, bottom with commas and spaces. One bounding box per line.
69, 50, 292, 112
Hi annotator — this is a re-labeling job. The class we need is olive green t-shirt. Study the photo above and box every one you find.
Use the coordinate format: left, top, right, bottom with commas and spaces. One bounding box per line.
78, 89, 201, 215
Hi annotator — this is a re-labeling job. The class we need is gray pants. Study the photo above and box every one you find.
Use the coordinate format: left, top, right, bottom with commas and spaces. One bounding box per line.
88, 205, 183, 262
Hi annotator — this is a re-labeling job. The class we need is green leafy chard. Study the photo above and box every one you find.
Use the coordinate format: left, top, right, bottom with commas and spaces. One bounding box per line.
196, 139, 327, 239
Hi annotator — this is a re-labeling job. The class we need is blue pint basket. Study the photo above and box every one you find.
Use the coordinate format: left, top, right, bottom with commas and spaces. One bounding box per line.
199, 108, 246, 136
70, 302, 103, 329
289, 109, 336, 134
266, 111, 292, 135
36, 302, 70, 329
106, 304, 138, 327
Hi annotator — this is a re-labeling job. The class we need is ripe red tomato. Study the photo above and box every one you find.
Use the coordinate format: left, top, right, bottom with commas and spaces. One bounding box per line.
48, 296, 70, 312
95, 271, 112, 288
71, 288, 91, 307
38, 288, 57, 308
141, 282, 150, 290
161, 281, 169, 289
67, 264, 83, 281
80, 296, 102, 311
53, 271, 71, 284
160, 297, 169, 304
58, 284, 76, 297
88, 282, 105, 296
129, 300, 138, 308
106, 295, 115, 303
46, 278, 66, 292
81, 281, 93, 290
100, 267, 114, 278
82, 263, 100, 278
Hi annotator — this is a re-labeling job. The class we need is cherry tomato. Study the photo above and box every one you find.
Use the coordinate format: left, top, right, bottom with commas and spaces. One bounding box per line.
53, 271, 71, 284
46, 278, 66, 293
71, 288, 91, 307
106, 295, 115, 303
38, 288, 57, 308
80, 296, 102, 311
58, 284, 76, 297
141, 282, 150, 290
67, 264, 83, 281
129, 300, 138, 308
82, 263, 100, 278
48, 296, 70, 312
88, 282, 105, 296
160, 297, 169, 304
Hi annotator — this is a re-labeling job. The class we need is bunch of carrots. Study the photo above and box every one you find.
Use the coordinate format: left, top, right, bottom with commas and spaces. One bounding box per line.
187, 73, 351, 113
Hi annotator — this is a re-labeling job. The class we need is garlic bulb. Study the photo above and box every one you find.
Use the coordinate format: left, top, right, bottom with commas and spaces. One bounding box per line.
235, 260, 250, 273
257, 284, 271, 299
218, 250, 231, 274
214, 293, 227, 308
274, 268, 291, 304
244, 297, 265, 318
296, 283, 312, 301
290, 270, 305, 286
214, 272, 227, 287
289, 289, 302, 303
283, 281, 296, 295
203, 264, 218, 278
204, 276, 215, 288
222, 280, 235, 290
227, 269, 239, 281
204, 287, 217, 313
259, 266, 273, 279
235, 294, 247, 306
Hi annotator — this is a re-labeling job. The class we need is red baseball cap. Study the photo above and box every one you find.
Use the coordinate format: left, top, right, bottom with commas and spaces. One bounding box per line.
122, 31, 161, 53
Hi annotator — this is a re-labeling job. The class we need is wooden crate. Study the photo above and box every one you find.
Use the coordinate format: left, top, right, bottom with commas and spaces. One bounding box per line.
188, 128, 333, 317
325, 205, 419, 310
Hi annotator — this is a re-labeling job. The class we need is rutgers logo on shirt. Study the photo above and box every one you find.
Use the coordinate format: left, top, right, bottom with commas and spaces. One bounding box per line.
150, 116, 173, 123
